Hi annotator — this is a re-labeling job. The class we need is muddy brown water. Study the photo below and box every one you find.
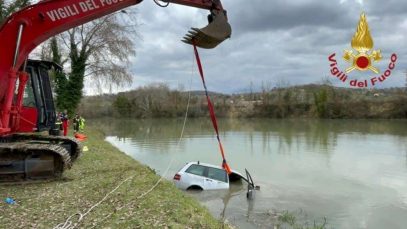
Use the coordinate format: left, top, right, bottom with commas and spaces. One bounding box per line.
93, 118, 407, 228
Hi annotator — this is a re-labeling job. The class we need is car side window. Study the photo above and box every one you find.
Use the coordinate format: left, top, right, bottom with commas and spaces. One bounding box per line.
185, 164, 205, 176
207, 167, 228, 183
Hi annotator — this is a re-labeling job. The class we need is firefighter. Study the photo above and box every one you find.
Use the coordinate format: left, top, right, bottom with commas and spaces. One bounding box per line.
73, 114, 80, 133
79, 115, 85, 132
61, 110, 69, 136
55, 112, 63, 135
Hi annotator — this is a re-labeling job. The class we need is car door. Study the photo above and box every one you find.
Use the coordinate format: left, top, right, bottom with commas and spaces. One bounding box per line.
204, 167, 229, 190
184, 164, 206, 189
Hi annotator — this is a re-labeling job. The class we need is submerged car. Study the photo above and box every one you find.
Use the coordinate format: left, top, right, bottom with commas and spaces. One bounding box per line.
173, 162, 244, 190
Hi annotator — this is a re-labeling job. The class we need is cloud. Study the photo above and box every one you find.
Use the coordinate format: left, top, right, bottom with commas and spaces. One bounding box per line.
340, 0, 364, 5
86, 0, 407, 94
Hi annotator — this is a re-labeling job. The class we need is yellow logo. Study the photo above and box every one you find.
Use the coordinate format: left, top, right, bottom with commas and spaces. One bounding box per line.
328, 12, 397, 88
343, 13, 382, 74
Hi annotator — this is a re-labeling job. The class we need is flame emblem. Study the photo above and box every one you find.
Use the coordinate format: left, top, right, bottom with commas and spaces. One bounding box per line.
343, 13, 382, 74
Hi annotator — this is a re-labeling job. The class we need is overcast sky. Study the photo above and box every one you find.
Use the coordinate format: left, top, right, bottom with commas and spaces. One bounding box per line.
86, 0, 407, 94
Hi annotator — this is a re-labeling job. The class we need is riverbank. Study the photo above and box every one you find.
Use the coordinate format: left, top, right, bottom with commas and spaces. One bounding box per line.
0, 126, 227, 228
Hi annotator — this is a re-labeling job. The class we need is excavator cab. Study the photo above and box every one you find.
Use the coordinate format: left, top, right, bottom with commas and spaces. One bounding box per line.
20, 60, 59, 133
182, 10, 231, 49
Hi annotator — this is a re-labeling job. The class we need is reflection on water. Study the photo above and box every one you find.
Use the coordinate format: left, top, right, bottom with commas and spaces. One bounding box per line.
95, 118, 407, 229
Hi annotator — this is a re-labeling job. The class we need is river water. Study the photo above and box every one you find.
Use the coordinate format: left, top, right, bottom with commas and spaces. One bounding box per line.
95, 118, 407, 228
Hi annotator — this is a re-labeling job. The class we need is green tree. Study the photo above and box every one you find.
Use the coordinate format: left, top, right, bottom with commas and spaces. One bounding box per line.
1, 0, 31, 24
113, 95, 132, 117
50, 37, 71, 112
314, 88, 328, 118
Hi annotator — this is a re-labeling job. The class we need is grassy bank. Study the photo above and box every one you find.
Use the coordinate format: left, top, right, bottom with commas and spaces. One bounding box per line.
0, 127, 226, 228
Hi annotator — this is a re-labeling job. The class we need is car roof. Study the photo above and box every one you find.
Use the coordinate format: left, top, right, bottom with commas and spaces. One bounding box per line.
183, 161, 244, 179
186, 161, 225, 170
186, 161, 242, 175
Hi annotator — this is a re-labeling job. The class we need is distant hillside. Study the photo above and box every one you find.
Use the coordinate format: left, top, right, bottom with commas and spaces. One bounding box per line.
185, 90, 224, 96
78, 84, 407, 119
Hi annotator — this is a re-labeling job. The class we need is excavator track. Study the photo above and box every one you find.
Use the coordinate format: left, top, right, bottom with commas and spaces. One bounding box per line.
11, 134, 82, 161
0, 142, 70, 182
0, 135, 81, 182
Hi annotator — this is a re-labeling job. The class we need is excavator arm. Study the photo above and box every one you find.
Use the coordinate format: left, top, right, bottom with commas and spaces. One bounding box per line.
0, 0, 231, 135
0, 0, 231, 182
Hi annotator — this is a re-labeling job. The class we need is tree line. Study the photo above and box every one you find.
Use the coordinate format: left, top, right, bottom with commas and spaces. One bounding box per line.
78, 83, 407, 119
78, 83, 231, 118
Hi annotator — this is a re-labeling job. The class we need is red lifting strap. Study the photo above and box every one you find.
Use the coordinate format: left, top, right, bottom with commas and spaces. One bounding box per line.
193, 44, 232, 175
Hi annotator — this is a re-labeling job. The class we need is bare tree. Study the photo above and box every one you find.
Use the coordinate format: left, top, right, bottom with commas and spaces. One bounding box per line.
45, 10, 139, 113
62, 11, 137, 84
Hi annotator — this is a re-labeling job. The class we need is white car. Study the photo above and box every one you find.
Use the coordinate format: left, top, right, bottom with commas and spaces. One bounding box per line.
173, 162, 243, 190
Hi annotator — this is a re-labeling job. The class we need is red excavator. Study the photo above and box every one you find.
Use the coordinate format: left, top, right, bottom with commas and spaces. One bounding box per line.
0, 0, 231, 182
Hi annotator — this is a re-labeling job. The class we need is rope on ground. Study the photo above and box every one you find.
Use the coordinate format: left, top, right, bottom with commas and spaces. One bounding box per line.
53, 176, 135, 229
53, 51, 195, 229
88, 157, 176, 229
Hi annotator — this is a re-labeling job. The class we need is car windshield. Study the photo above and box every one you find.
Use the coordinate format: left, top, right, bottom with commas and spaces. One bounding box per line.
207, 167, 228, 183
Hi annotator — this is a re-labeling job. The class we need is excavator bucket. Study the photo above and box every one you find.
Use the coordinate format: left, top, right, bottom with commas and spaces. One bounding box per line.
182, 11, 231, 49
